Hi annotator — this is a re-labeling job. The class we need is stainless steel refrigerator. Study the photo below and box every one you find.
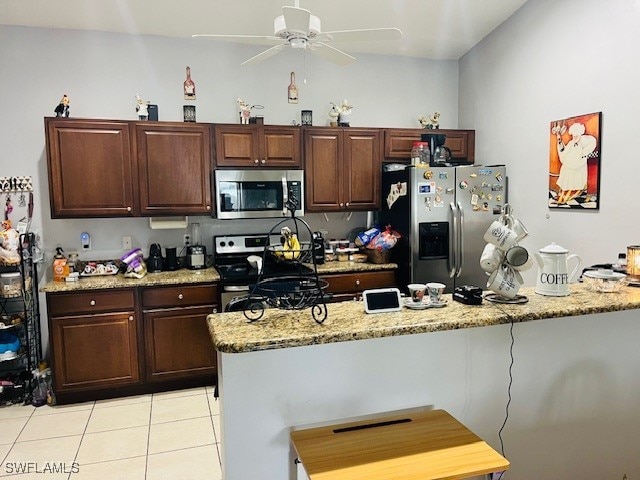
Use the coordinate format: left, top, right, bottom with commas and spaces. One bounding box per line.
377, 164, 508, 293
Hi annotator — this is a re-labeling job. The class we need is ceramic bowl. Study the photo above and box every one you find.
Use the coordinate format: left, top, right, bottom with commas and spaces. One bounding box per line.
582, 269, 627, 293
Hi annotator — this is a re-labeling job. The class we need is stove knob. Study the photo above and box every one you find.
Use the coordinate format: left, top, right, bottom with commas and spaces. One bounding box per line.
220, 241, 226, 247
229, 241, 235, 247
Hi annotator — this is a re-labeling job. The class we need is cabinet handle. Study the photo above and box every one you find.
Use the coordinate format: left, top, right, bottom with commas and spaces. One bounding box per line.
206, 205, 211, 211
128, 315, 133, 321
212, 308, 218, 313
126, 206, 132, 212
90, 300, 96, 306
178, 293, 184, 300
254, 159, 259, 164
346, 202, 350, 207
340, 202, 344, 207
261, 159, 266, 164
355, 279, 361, 286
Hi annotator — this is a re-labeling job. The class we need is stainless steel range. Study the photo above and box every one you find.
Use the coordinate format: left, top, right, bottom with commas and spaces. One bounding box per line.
213, 233, 314, 311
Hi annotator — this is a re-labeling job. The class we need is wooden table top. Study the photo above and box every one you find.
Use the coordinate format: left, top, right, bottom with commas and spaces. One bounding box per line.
290, 409, 509, 480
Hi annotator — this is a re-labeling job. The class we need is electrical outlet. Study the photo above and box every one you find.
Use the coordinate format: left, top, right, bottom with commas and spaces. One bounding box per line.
80, 232, 91, 251
183, 234, 191, 247
122, 236, 132, 251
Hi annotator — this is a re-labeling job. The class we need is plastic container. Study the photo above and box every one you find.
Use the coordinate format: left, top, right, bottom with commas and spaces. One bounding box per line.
0, 272, 22, 297
411, 141, 430, 165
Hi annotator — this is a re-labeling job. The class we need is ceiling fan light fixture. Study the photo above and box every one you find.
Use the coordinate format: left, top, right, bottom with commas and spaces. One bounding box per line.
289, 37, 307, 49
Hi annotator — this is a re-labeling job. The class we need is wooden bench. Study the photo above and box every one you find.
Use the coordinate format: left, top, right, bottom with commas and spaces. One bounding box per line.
291, 409, 509, 480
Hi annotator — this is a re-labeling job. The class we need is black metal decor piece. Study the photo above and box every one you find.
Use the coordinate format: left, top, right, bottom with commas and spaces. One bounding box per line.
242, 194, 328, 324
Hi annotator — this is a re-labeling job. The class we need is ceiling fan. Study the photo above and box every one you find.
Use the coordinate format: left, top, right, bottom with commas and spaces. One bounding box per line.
192, 1, 402, 66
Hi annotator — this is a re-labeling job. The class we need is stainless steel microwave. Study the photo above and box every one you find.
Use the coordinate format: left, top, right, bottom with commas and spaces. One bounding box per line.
215, 169, 304, 219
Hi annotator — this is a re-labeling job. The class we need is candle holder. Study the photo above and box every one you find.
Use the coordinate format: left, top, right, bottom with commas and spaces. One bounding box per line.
626, 245, 640, 279
301, 110, 313, 126
183, 105, 196, 122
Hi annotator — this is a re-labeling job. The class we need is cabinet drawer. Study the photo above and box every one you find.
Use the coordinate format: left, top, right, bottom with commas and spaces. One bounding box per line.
48, 289, 135, 316
322, 271, 396, 294
141, 284, 218, 309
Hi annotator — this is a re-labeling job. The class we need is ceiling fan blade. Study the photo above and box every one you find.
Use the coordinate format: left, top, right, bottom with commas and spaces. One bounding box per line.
321, 27, 403, 42
192, 34, 282, 46
309, 42, 356, 66
282, 6, 311, 34
241, 44, 285, 66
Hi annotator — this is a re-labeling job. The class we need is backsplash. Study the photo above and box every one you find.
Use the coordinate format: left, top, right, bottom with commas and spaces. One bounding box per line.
42, 212, 372, 270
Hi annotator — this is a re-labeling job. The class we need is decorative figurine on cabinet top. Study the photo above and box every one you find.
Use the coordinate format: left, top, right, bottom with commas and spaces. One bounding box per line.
237, 98, 251, 124
135, 94, 149, 121
329, 99, 353, 127
418, 111, 440, 129
54, 95, 70, 117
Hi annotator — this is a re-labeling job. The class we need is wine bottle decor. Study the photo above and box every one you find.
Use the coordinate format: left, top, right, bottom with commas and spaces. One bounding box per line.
184, 66, 196, 100
288, 72, 298, 104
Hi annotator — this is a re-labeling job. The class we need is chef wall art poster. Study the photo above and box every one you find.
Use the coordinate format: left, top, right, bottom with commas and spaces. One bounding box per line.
548, 112, 602, 209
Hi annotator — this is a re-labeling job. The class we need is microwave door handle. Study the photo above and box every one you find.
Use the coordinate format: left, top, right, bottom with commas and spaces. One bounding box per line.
456, 201, 464, 277
282, 177, 288, 215
448, 202, 456, 278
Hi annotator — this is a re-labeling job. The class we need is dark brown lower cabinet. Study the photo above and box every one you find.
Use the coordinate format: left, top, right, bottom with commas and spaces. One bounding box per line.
321, 270, 396, 303
51, 312, 139, 390
47, 284, 218, 404
144, 306, 217, 381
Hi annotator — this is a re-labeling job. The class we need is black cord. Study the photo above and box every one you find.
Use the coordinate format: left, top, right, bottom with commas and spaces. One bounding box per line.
486, 300, 516, 479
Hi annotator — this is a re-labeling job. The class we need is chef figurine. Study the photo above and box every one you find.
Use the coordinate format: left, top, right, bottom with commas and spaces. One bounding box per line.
328, 103, 340, 126
135, 94, 149, 121
54, 95, 70, 117
337, 99, 353, 127
237, 98, 251, 125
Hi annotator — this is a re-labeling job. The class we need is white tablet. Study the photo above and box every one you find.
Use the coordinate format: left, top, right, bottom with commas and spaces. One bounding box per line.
362, 288, 402, 314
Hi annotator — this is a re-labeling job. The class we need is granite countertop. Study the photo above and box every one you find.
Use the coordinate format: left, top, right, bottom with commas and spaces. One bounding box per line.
40, 268, 222, 292
40, 262, 396, 293
207, 284, 640, 353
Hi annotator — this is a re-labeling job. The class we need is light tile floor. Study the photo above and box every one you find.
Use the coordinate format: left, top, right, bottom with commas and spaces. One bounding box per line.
0, 386, 222, 480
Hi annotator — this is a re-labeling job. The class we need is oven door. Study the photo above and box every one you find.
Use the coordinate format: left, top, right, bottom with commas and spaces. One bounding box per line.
215, 170, 304, 219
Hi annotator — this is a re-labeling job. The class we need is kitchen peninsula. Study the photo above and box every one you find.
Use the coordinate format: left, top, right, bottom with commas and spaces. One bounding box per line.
208, 285, 640, 479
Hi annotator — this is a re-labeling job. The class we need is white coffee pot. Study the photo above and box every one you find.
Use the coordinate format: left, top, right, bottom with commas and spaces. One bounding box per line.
534, 242, 582, 296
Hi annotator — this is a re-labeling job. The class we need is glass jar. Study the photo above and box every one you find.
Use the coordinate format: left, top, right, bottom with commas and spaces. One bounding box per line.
411, 141, 430, 165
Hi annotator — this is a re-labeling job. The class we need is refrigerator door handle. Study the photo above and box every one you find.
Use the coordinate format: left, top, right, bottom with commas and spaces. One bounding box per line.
448, 202, 457, 278
456, 201, 464, 277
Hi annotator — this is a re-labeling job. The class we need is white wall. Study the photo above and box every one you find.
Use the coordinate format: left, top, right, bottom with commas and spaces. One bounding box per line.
459, 0, 640, 285
0, 24, 458, 264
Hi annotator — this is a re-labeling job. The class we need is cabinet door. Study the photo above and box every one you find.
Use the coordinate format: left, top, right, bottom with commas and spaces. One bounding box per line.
384, 128, 422, 161
343, 129, 381, 210
143, 305, 217, 381
304, 128, 343, 211
440, 130, 475, 162
322, 270, 396, 303
136, 123, 212, 215
261, 126, 301, 167
51, 312, 139, 391
45, 118, 136, 217
383, 128, 475, 163
214, 125, 259, 167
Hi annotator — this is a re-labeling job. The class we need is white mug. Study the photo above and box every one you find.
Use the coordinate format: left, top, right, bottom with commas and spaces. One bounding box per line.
504, 246, 532, 271
483, 221, 518, 252
480, 243, 505, 273
407, 283, 427, 303
510, 218, 529, 242
486, 266, 523, 299
426, 282, 446, 304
